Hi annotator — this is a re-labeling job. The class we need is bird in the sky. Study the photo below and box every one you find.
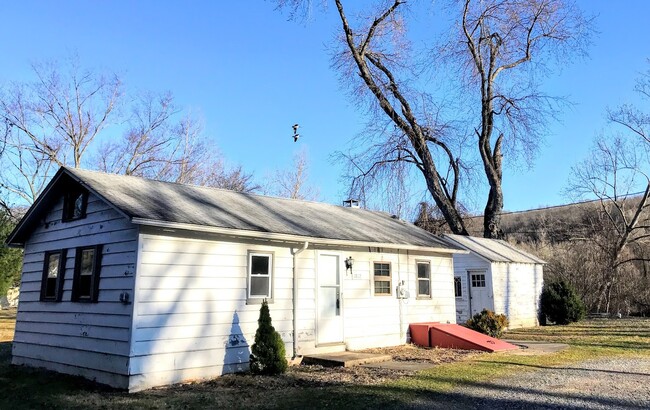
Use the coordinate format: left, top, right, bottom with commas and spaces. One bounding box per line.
292, 123, 299, 134
293, 133, 300, 142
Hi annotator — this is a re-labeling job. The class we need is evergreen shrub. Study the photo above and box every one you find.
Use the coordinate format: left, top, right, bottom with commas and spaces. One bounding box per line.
540, 280, 586, 325
249, 300, 288, 375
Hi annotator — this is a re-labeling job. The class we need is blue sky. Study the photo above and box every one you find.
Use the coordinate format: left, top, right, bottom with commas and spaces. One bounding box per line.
1, 1, 649, 214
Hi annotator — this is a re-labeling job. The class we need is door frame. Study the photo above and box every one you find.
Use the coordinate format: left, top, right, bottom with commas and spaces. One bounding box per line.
467, 269, 491, 315
315, 251, 344, 345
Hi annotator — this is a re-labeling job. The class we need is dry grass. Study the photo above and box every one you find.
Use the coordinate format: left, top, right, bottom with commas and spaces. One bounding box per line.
0, 308, 16, 342
505, 317, 650, 353
0, 312, 648, 409
363, 343, 479, 363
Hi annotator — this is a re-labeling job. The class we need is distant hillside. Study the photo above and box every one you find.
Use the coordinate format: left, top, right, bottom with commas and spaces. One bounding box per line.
435, 197, 644, 244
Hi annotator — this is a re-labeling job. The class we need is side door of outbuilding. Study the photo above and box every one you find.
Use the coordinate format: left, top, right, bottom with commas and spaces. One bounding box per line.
468, 269, 492, 315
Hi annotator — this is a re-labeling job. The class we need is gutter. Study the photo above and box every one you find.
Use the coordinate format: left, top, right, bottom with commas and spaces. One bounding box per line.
291, 241, 309, 358
131, 218, 467, 254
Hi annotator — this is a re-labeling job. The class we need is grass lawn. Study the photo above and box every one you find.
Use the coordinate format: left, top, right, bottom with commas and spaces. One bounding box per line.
387, 318, 650, 397
0, 311, 648, 409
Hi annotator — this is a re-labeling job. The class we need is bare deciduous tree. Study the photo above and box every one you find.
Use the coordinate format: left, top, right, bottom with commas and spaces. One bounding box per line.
96, 94, 259, 192
457, 0, 590, 238
269, 148, 320, 200
0, 58, 121, 207
278, 0, 591, 238
1, 58, 121, 168
0, 58, 259, 208
97, 91, 177, 177
332, 0, 469, 234
568, 67, 650, 313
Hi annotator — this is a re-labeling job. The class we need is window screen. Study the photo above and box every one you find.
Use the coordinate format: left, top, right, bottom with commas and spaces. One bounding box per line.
249, 253, 272, 300
374, 262, 391, 295
41, 252, 64, 301
417, 262, 431, 297
72, 245, 102, 302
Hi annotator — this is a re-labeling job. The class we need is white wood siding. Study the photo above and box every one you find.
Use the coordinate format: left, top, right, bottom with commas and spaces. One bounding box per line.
128, 233, 302, 391
453, 251, 543, 328
491, 262, 541, 328
12, 194, 137, 389
339, 249, 456, 351
128, 232, 458, 391
451, 253, 491, 323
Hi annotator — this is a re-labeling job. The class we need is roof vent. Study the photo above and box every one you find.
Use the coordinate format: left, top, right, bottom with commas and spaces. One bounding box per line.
343, 199, 360, 208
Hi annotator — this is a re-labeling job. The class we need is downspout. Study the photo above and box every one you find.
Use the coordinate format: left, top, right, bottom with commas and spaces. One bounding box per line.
291, 241, 309, 358
398, 249, 404, 341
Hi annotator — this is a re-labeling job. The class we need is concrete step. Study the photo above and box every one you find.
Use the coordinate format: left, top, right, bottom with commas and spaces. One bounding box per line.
302, 351, 392, 368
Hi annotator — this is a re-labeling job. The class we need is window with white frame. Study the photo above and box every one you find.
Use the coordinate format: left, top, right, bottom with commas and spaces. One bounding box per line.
373, 262, 391, 295
248, 252, 273, 301
454, 276, 462, 297
416, 261, 431, 298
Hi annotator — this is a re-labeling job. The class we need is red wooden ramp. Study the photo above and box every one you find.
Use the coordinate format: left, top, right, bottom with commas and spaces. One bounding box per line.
409, 323, 519, 352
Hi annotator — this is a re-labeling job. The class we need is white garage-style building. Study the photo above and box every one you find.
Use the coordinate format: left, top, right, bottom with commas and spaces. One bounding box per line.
7, 167, 465, 392
443, 234, 545, 328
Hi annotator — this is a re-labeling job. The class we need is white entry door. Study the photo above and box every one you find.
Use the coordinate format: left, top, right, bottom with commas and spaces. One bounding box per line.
317, 254, 343, 344
469, 270, 492, 315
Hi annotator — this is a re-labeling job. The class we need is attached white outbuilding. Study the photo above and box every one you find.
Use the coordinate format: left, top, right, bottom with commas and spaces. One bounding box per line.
443, 234, 545, 328
7, 167, 465, 392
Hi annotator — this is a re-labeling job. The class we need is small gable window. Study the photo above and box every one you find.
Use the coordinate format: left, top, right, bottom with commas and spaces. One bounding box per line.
40, 250, 67, 302
247, 251, 273, 303
72, 245, 102, 302
62, 188, 88, 222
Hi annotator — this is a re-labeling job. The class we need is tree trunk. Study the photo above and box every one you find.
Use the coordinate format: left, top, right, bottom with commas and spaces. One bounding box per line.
483, 184, 504, 239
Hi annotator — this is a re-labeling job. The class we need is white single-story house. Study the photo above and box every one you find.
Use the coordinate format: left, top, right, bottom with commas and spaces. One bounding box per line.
7, 167, 465, 392
442, 234, 545, 328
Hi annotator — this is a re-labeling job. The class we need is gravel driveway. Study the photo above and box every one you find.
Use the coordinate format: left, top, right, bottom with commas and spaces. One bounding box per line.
408, 357, 650, 409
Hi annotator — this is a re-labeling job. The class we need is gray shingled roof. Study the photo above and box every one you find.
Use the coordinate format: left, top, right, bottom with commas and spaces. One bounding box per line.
443, 234, 545, 264
10, 167, 457, 250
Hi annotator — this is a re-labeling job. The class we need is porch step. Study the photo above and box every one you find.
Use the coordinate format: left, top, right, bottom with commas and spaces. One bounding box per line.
302, 352, 392, 368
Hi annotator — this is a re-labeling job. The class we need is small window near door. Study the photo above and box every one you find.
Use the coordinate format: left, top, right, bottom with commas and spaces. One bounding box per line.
62, 188, 89, 222
40, 250, 67, 302
373, 262, 391, 295
72, 245, 102, 302
471, 273, 486, 288
454, 276, 462, 297
416, 261, 431, 298
248, 252, 273, 303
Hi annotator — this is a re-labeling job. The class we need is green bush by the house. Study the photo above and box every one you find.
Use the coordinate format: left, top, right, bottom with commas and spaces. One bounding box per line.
249, 300, 288, 375
540, 280, 586, 325
465, 309, 509, 338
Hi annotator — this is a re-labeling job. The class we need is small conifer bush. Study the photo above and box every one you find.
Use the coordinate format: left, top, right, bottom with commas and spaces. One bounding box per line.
249, 300, 288, 375
540, 280, 586, 325
465, 309, 509, 338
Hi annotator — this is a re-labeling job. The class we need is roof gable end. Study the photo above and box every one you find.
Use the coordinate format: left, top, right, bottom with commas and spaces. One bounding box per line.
6, 167, 130, 246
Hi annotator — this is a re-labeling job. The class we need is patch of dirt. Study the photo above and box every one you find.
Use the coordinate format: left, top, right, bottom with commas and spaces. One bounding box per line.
158, 345, 481, 393
361, 344, 481, 364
